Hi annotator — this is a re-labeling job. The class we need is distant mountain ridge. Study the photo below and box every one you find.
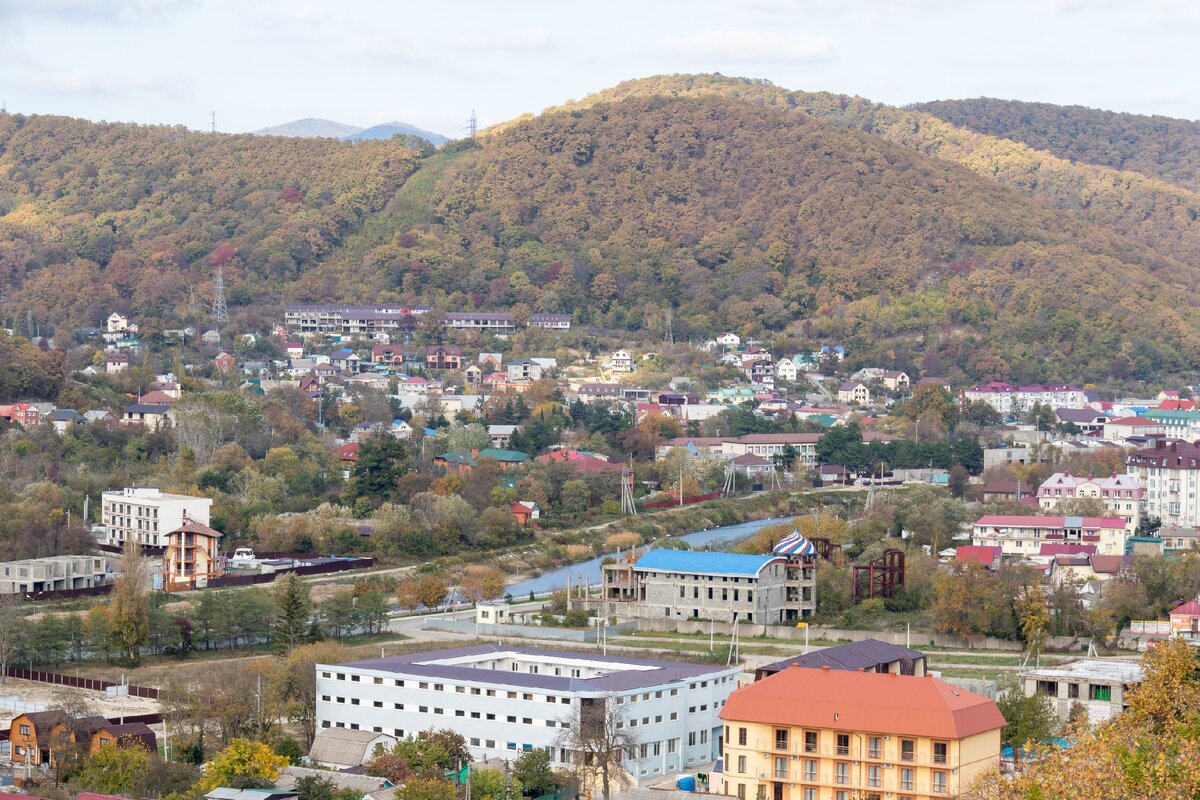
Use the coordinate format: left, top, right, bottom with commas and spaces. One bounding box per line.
253, 118, 449, 146
253, 118, 364, 138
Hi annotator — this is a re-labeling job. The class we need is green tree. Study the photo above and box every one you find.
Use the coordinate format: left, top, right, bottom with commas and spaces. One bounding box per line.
107, 539, 150, 665
513, 746, 562, 797
995, 691, 1057, 750
199, 738, 289, 792
273, 573, 312, 652
560, 479, 591, 515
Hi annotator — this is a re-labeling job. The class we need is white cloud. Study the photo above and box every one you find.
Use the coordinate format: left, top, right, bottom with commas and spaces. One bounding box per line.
343, 36, 433, 65
28, 69, 190, 98
658, 30, 834, 62
0, 0, 196, 24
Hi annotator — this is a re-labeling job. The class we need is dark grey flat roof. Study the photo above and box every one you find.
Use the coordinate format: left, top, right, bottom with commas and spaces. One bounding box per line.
334, 644, 731, 692
758, 639, 925, 675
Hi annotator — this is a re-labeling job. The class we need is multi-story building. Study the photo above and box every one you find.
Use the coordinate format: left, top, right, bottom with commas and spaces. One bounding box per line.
443, 312, 517, 335
610, 349, 634, 373
1127, 439, 1200, 528
599, 548, 816, 623
1036, 472, 1144, 531
962, 382, 1086, 416
100, 487, 212, 548
528, 313, 571, 330
719, 666, 1004, 800
163, 518, 224, 591
1020, 659, 1143, 724
0, 555, 112, 594
754, 639, 927, 681
315, 644, 737, 781
1140, 409, 1200, 439
425, 346, 462, 371
659, 432, 898, 467
283, 305, 428, 337
971, 514, 1128, 557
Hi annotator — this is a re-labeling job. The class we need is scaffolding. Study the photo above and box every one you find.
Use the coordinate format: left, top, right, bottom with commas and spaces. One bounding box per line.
852, 548, 906, 602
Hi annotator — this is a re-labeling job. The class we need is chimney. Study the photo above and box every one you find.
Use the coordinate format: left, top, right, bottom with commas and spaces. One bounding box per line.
472, 448, 480, 459
821, 665, 830, 672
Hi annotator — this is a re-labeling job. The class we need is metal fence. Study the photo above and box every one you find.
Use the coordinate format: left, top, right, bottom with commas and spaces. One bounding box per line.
4, 667, 160, 699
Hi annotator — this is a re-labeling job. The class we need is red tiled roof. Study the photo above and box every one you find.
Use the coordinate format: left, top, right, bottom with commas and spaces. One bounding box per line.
1171, 600, 1200, 617
954, 546, 1000, 566
720, 666, 1005, 740
1039, 543, 1097, 557
1108, 416, 1159, 426
536, 450, 622, 473
333, 442, 360, 462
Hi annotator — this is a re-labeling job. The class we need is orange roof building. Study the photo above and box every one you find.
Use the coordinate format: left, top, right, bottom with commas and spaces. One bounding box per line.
718, 665, 1004, 800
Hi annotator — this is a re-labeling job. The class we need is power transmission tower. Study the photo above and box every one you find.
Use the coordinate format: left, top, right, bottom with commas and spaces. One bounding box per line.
663, 307, 674, 345
466, 110, 477, 138
211, 266, 229, 328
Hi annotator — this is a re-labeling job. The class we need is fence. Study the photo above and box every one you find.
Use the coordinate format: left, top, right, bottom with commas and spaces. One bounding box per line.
20, 584, 113, 602
4, 667, 159, 699
642, 491, 723, 510
207, 556, 376, 589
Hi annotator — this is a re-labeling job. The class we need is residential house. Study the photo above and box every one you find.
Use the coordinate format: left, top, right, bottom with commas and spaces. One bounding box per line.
506, 358, 543, 383
106, 312, 129, 333
488, 425, 522, 449
433, 448, 530, 475
47, 409, 83, 433
609, 349, 634, 373
213, 352, 236, 372
774, 358, 798, 382
981, 480, 1033, 503
718, 667, 1004, 800
754, 639, 927, 681
716, 332, 741, 351
837, 381, 870, 404
510, 501, 540, 527
307, 729, 399, 770
574, 382, 622, 402
163, 518, 224, 591
882, 370, 911, 391
479, 352, 503, 372
954, 545, 1003, 570
747, 360, 774, 388
536, 449, 622, 473
370, 344, 406, 368
426, 346, 463, 371
5, 403, 41, 428
464, 364, 482, 384
121, 403, 172, 431
1055, 407, 1111, 433
200, 330, 221, 346
1036, 472, 1144, 531
329, 348, 362, 373
284, 342, 304, 358
105, 352, 130, 374
1169, 599, 1200, 638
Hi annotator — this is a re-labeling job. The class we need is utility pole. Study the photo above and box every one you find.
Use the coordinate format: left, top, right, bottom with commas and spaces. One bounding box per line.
210, 110, 216, 134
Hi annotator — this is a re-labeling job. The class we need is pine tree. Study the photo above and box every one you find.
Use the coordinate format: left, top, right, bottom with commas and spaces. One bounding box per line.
272, 573, 311, 653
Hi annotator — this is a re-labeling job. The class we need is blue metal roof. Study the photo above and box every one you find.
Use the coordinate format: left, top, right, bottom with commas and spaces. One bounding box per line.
634, 549, 780, 577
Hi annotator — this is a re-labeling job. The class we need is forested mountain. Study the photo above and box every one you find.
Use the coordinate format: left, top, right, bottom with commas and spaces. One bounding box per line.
911, 98, 1200, 192
5, 75, 1200, 382
253, 118, 365, 138
343, 122, 449, 146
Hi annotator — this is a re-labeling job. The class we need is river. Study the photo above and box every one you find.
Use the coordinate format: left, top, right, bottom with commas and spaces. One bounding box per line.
507, 515, 798, 597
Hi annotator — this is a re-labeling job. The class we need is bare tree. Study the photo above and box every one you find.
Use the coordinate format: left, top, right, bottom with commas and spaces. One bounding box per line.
557, 695, 638, 800
108, 539, 151, 665
0, 595, 24, 684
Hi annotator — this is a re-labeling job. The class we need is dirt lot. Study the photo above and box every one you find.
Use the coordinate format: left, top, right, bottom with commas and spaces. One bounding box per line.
0, 677, 160, 728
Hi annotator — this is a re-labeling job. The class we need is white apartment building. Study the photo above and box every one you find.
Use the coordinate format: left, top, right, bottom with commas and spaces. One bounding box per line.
315, 645, 738, 780
283, 305, 429, 337
1127, 439, 1200, 528
1021, 659, 1143, 724
100, 487, 213, 548
962, 382, 1086, 416
443, 312, 517, 334
1036, 472, 1144, 531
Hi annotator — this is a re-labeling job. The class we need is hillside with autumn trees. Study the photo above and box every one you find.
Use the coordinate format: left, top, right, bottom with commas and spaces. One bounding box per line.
7, 76, 1200, 382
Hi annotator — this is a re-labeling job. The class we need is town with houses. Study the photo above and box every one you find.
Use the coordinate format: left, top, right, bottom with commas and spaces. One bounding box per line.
3, 294, 1200, 800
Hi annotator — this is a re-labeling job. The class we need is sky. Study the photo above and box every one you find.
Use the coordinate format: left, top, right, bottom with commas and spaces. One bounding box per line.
0, 0, 1197, 136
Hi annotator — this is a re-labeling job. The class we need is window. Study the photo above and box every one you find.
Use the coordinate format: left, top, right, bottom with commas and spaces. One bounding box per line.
737, 785, 746, 800
738, 727, 748, 746
867, 765, 881, 787
933, 771, 948, 793
1090, 684, 1112, 701
836, 733, 850, 756
775, 729, 788, 750
836, 762, 849, 785
804, 759, 817, 781
804, 790, 816, 800
775, 757, 788, 779
868, 737, 881, 759
900, 739, 914, 762
18, 725, 29, 736
901, 768, 914, 790
804, 731, 818, 753
933, 742, 948, 765
373, 701, 383, 708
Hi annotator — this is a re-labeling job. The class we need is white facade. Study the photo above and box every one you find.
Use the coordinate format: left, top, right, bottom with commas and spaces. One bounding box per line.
962, 383, 1086, 416
106, 313, 129, 334
1127, 441, 1200, 528
610, 350, 634, 373
315, 645, 737, 780
774, 359, 798, 382
1036, 472, 1144, 531
101, 487, 213, 548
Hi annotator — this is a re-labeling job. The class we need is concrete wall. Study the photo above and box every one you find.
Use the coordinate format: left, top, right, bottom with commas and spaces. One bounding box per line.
634, 618, 1068, 652
423, 618, 637, 642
